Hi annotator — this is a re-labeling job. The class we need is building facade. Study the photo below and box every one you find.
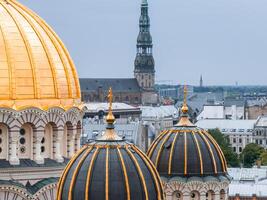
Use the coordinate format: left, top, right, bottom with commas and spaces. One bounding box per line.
80, 78, 142, 105
253, 116, 267, 149
196, 119, 256, 154
0, 0, 83, 199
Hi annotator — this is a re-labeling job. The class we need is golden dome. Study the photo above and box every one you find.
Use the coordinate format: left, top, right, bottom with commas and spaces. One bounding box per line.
0, 0, 81, 111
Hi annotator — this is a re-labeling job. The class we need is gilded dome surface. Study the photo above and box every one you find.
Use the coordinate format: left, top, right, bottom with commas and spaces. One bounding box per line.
0, 0, 81, 110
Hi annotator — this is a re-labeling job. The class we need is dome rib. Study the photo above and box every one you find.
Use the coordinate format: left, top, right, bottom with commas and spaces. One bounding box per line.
192, 131, 204, 175
10, 0, 73, 98
10, 1, 59, 98
168, 131, 178, 175
14, 0, 81, 98
147, 130, 166, 158
0, 0, 82, 110
147, 129, 228, 177
0, 15, 12, 99
155, 131, 172, 168
117, 147, 131, 200
1, 1, 37, 99
125, 146, 149, 200
68, 147, 93, 200
132, 145, 164, 199
205, 131, 227, 172
57, 146, 87, 200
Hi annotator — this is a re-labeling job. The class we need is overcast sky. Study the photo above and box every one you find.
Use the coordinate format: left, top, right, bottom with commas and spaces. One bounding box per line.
20, 0, 267, 86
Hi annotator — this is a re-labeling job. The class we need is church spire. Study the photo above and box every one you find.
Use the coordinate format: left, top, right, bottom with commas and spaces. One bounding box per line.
200, 75, 203, 87
134, 0, 155, 91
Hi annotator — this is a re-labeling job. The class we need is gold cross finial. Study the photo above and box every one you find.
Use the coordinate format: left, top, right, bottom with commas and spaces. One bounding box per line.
181, 85, 189, 114
108, 87, 113, 112
106, 87, 115, 125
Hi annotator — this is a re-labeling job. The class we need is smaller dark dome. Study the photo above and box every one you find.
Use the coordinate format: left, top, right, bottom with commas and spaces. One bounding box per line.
147, 87, 228, 178
57, 88, 164, 200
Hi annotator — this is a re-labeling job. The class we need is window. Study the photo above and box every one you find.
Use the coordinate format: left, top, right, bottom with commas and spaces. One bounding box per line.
233, 147, 236, 152
233, 138, 236, 143
239, 138, 242, 143
172, 191, 183, 200
239, 147, 242, 153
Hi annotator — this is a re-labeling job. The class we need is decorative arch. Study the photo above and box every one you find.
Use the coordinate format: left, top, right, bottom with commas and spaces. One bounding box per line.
172, 191, 183, 200
206, 190, 215, 200
43, 122, 58, 159
62, 121, 75, 158
0, 185, 31, 200
0, 123, 9, 160
220, 189, 226, 200
18, 123, 36, 159
190, 191, 200, 200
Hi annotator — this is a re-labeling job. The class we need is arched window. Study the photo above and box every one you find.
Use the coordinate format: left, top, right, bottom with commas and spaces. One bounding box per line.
125, 96, 129, 102
0, 124, 8, 160
62, 122, 74, 158
42, 123, 55, 159
18, 124, 33, 159
172, 191, 183, 200
206, 190, 215, 200
190, 191, 200, 200
220, 189, 226, 200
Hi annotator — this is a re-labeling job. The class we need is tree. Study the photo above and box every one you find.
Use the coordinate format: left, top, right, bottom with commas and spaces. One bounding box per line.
208, 129, 240, 167
260, 151, 267, 165
241, 143, 264, 168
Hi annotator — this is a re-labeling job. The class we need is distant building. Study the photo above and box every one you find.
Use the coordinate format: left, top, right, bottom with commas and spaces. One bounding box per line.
158, 86, 179, 99
246, 97, 267, 119
82, 102, 143, 148
80, 0, 158, 105
197, 119, 256, 154
253, 115, 267, 148
134, 0, 158, 105
228, 167, 267, 199
134, 0, 155, 91
177, 91, 224, 121
197, 98, 246, 120
80, 78, 142, 105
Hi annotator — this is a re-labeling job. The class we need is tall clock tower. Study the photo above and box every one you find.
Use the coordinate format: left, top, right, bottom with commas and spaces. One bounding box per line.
134, 0, 155, 91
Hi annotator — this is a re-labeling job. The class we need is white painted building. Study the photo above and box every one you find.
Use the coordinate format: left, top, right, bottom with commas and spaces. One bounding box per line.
197, 100, 245, 121
253, 115, 267, 149
196, 119, 256, 154
228, 167, 267, 198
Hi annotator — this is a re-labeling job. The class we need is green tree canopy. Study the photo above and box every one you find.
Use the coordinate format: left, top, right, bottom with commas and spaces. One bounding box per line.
208, 129, 240, 167
260, 150, 267, 166
241, 143, 264, 168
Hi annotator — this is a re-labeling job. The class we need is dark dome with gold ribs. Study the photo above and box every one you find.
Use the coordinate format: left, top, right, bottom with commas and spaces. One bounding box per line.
147, 87, 228, 178
57, 88, 164, 200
